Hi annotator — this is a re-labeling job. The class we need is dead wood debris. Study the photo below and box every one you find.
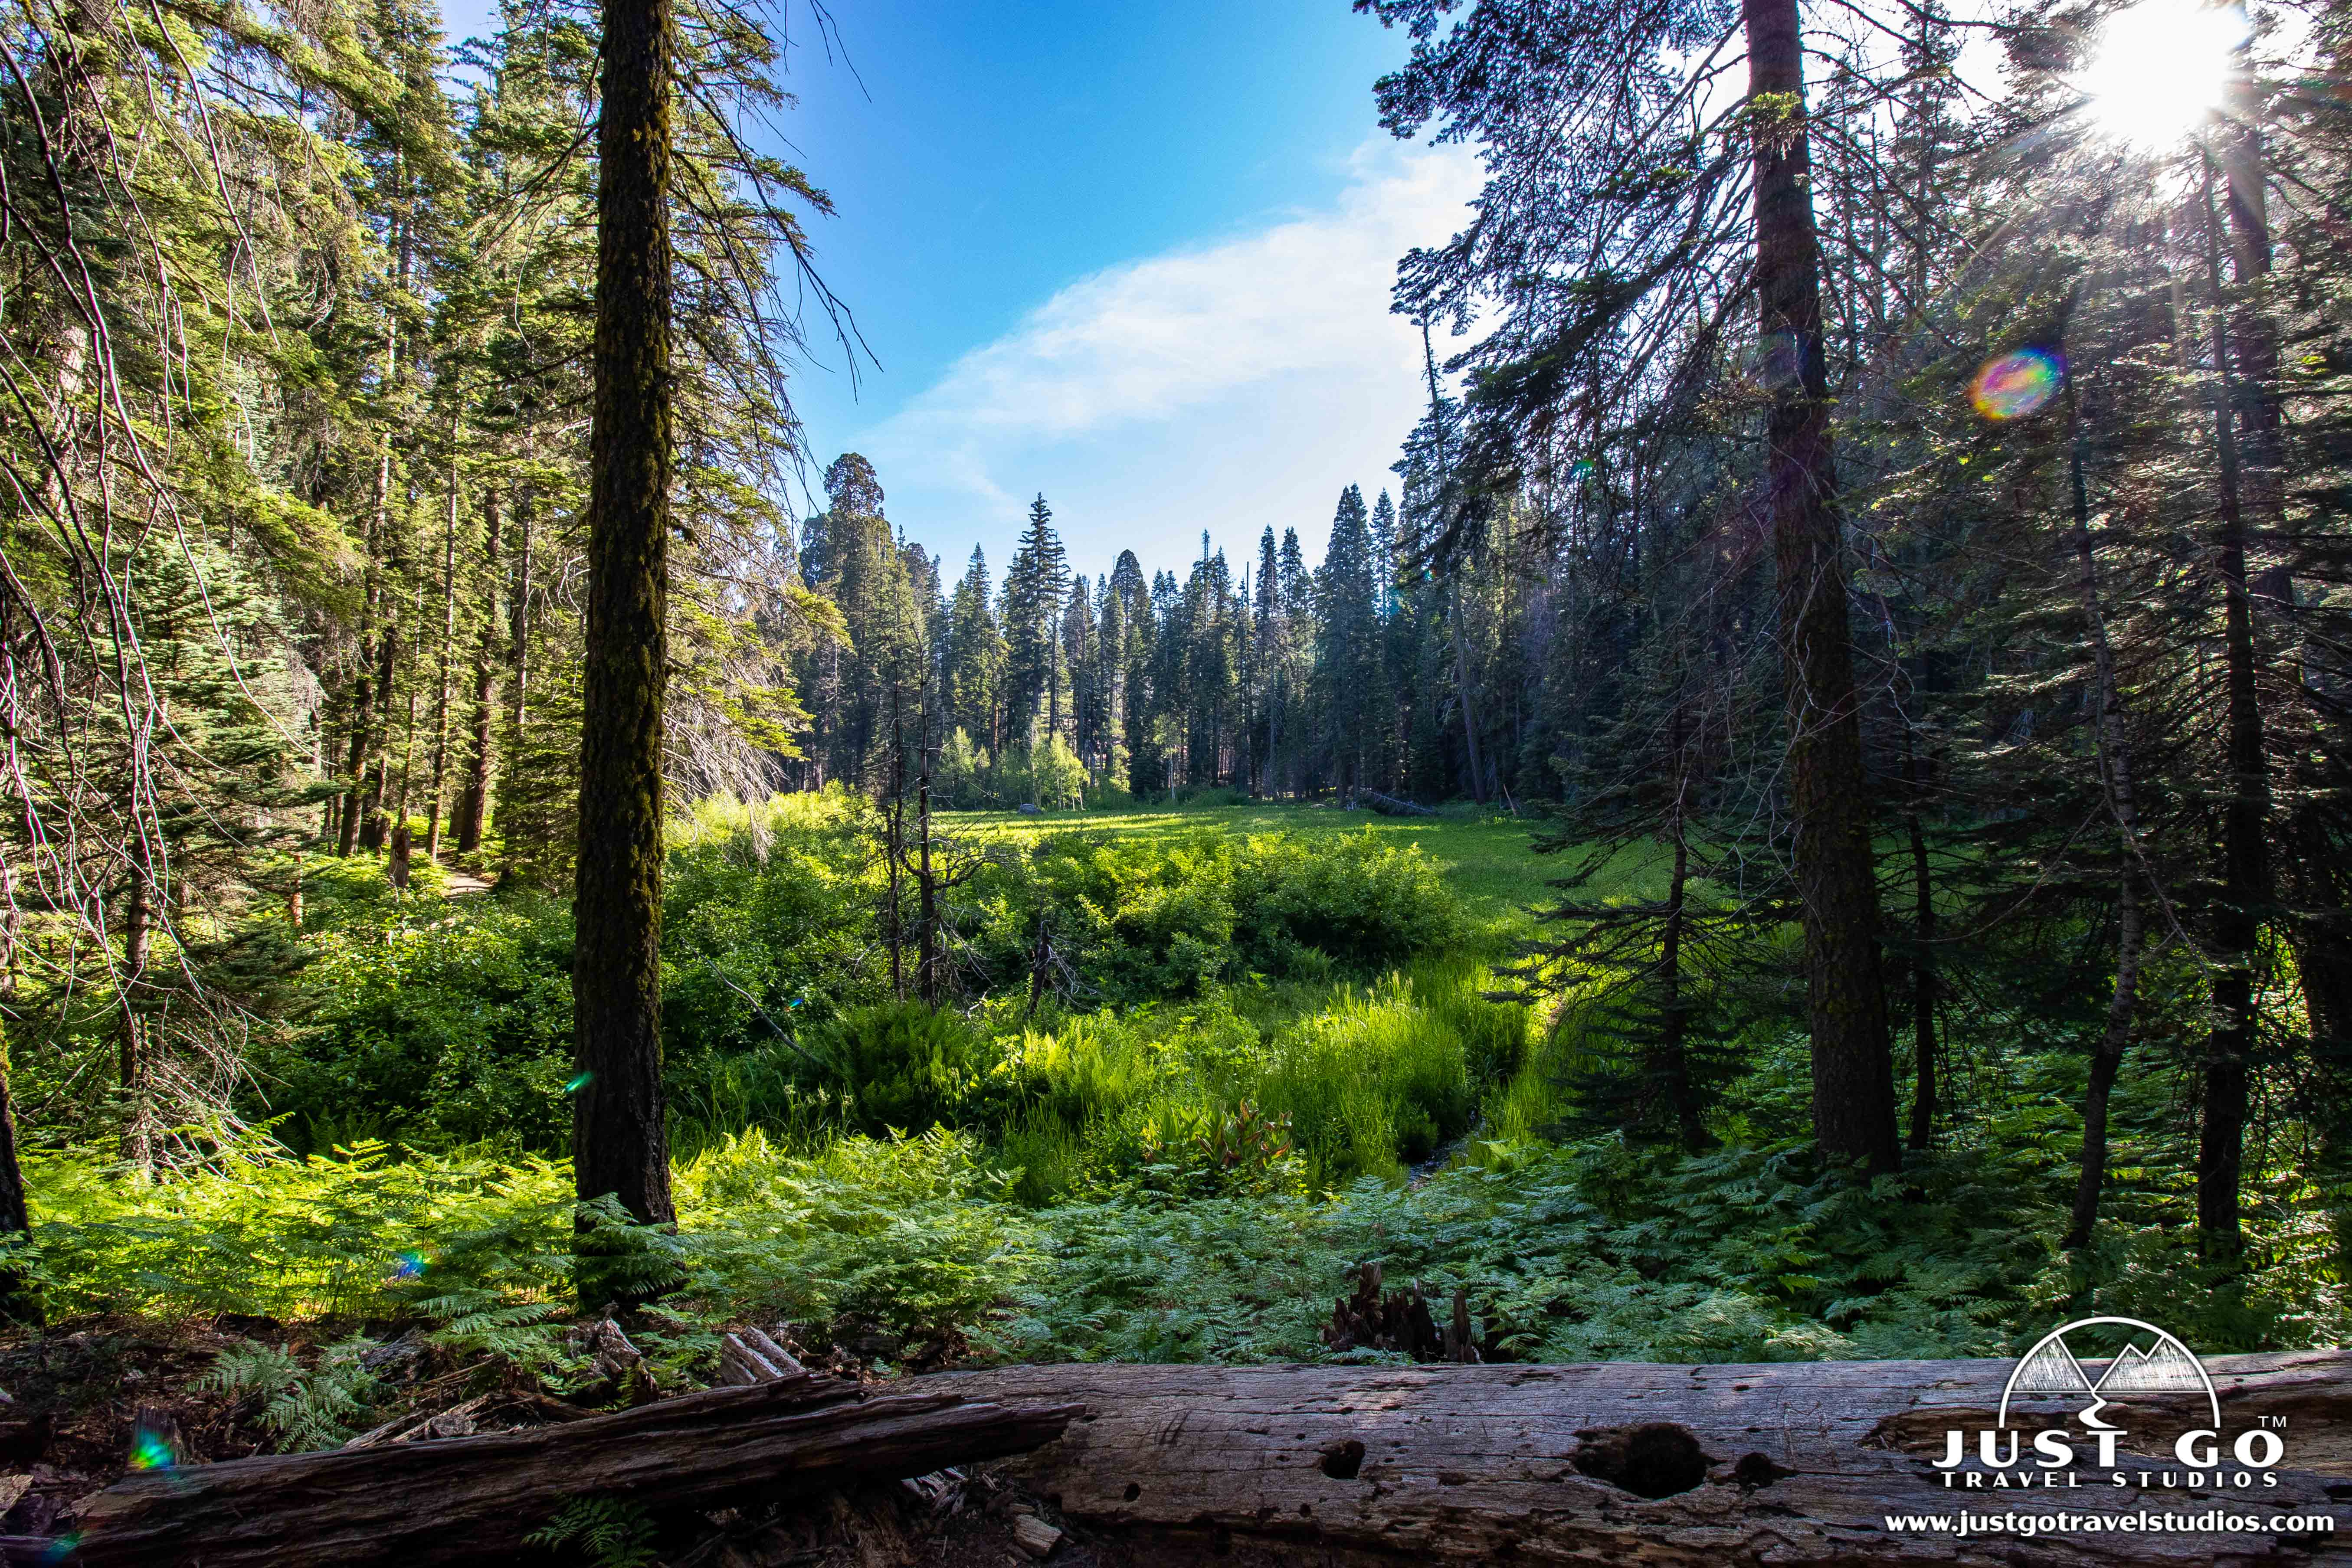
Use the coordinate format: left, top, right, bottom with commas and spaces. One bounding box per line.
1318, 1261, 1485, 1363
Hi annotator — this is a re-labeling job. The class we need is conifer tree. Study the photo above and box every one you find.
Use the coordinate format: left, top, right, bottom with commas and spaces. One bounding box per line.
1003, 496, 1070, 747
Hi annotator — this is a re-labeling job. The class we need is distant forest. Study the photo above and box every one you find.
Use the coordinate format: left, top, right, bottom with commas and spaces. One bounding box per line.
788, 465, 1540, 814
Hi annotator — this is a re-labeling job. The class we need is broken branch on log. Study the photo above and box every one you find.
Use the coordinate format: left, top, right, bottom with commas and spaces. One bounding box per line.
72, 1371, 1081, 1568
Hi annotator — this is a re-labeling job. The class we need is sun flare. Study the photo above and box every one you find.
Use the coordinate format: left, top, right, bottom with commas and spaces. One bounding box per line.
2077, 0, 2249, 150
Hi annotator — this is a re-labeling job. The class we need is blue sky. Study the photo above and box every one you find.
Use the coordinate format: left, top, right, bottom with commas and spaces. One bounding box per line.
439, 0, 1480, 580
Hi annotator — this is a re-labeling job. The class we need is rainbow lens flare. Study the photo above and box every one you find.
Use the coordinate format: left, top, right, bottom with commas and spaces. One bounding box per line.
40, 1533, 79, 1563
1969, 349, 2064, 420
129, 1429, 174, 1471
390, 1249, 429, 1281
563, 1071, 593, 1094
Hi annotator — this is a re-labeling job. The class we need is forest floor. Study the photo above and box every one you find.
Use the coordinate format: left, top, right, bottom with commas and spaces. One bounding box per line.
4, 797, 2331, 1564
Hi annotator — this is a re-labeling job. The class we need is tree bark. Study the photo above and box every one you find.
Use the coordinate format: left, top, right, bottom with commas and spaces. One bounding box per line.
71, 1374, 1080, 1568
2195, 165, 2270, 1264
935, 1354, 2352, 1565
573, 0, 678, 1238
1744, 0, 1897, 1175
424, 464, 460, 860
117, 872, 152, 1174
358, 611, 400, 853
454, 487, 501, 855
1659, 704, 1703, 1152
508, 487, 534, 749
1419, 323, 1486, 805
1903, 739, 1937, 1153
2063, 370, 2148, 1253
0, 879, 36, 1320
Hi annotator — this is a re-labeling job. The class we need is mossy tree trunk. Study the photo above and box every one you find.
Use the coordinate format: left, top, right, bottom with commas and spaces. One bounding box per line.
572, 0, 677, 1248
1743, 0, 1897, 1176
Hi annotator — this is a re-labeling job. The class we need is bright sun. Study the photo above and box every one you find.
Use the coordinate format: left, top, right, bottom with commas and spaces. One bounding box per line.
2077, 0, 2250, 151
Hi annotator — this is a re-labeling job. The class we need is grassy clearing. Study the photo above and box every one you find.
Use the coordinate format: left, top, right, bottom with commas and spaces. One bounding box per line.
936, 801, 1663, 933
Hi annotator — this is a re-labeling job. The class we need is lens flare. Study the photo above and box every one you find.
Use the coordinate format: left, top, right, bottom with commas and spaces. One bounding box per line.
40, 1534, 79, 1563
129, 1429, 174, 1471
390, 1249, 429, 1281
1969, 349, 2064, 420
1569, 459, 1596, 481
563, 1071, 593, 1094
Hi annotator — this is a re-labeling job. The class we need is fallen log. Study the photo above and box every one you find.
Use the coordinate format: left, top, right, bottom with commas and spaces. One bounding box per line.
1349, 787, 1437, 817
937, 1350, 2352, 1563
71, 1370, 1081, 1568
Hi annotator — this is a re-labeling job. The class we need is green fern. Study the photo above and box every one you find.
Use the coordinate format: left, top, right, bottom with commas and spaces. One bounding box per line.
524, 1497, 660, 1568
202, 1338, 382, 1453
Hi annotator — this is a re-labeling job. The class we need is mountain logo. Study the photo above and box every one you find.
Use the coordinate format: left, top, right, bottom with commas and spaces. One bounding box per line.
1997, 1316, 2221, 1432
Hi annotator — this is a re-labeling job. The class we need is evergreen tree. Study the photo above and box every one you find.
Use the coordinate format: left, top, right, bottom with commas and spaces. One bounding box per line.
1002, 495, 1070, 746
1314, 486, 1380, 791
943, 548, 1007, 757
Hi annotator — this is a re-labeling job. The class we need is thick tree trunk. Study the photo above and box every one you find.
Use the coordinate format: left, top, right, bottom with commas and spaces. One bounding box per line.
2196, 166, 2271, 1263
1744, 0, 1897, 1175
937, 1354, 2352, 1565
71, 1373, 1080, 1568
572, 0, 678, 1239
2303, 909, 2352, 1274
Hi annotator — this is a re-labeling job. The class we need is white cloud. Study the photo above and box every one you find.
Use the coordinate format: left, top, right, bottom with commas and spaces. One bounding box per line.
851, 137, 1483, 576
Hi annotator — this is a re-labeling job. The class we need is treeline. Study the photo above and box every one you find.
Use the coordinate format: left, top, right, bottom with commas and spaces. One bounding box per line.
787, 468, 1537, 811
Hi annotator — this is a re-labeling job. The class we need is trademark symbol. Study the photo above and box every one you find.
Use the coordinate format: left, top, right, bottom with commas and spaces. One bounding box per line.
2259, 1415, 2288, 1429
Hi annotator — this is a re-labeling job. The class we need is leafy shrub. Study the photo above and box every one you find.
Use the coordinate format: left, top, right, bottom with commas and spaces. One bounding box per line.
970, 829, 1470, 1003
261, 897, 576, 1153
661, 789, 889, 1058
